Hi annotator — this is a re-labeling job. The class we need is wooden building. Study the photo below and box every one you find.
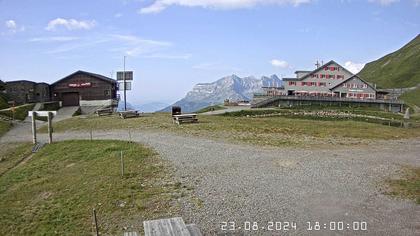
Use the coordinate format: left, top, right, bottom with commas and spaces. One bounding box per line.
50, 71, 117, 107
5, 80, 50, 105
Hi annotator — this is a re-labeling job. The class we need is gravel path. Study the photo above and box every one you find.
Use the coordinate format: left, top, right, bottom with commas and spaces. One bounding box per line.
1, 124, 419, 235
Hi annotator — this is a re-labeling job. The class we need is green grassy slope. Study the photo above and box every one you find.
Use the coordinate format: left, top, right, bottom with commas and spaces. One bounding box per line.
0, 140, 179, 235
0, 94, 8, 110
400, 88, 420, 107
0, 104, 35, 120
0, 120, 11, 137
0, 143, 33, 175
358, 34, 420, 88
196, 104, 226, 113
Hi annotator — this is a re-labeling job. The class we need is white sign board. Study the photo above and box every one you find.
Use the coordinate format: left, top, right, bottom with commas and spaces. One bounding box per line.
28, 111, 57, 117
117, 71, 133, 81
118, 81, 132, 91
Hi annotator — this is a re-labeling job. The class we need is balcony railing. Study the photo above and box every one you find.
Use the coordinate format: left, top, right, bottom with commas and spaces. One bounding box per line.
252, 94, 404, 105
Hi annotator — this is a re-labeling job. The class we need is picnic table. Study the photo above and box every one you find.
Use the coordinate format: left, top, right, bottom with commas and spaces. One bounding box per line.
143, 217, 202, 236
118, 110, 140, 119
172, 113, 198, 125
96, 107, 113, 116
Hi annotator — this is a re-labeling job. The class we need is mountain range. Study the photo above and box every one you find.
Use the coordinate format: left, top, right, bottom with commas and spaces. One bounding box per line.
160, 74, 282, 112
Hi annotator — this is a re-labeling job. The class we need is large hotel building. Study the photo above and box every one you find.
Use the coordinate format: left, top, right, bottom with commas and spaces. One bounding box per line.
280, 60, 376, 99
253, 60, 404, 112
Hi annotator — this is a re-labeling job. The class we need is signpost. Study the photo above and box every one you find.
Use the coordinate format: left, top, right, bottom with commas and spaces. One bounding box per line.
28, 111, 57, 144
117, 57, 134, 111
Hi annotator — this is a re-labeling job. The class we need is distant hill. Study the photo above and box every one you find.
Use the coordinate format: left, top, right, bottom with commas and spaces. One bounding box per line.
160, 74, 282, 112
358, 34, 420, 88
135, 102, 169, 113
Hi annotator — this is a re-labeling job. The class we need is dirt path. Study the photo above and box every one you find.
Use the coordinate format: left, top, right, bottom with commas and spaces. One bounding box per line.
1, 124, 419, 235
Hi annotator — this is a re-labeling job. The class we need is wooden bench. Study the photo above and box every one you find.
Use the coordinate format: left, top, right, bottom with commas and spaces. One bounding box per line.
172, 113, 198, 125
119, 110, 140, 119
143, 217, 202, 236
96, 108, 113, 116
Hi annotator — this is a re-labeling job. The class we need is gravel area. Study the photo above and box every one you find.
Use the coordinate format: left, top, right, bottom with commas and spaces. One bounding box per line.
1, 124, 419, 235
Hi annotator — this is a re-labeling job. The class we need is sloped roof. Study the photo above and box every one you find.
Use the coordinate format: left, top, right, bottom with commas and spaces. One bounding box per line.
329, 75, 377, 91
52, 70, 116, 85
290, 60, 355, 81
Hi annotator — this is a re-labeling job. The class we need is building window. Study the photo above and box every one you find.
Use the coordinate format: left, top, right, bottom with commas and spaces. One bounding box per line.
318, 82, 326, 87
289, 81, 296, 86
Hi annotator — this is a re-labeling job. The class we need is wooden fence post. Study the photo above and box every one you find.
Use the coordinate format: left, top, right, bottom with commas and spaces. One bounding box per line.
47, 112, 53, 144
93, 208, 99, 236
31, 112, 37, 144
120, 151, 124, 177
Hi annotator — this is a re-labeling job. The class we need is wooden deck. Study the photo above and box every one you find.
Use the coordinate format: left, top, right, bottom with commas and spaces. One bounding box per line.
143, 217, 202, 236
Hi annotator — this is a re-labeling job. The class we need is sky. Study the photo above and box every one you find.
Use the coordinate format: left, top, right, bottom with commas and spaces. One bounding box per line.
0, 0, 419, 105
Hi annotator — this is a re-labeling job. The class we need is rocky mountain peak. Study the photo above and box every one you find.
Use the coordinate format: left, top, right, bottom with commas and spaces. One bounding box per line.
161, 74, 283, 112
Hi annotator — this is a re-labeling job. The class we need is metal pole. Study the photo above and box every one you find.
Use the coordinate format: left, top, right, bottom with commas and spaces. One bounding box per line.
47, 112, 53, 144
31, 112, 37, 144
123, 56, 127, 111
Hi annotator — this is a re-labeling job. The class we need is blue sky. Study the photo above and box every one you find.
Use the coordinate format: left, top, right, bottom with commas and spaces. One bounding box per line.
0, 0, 419, 105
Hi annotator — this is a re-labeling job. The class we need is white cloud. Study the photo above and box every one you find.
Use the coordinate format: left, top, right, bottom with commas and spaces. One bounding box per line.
114, 13, 123, 18
29, 36, 79, 42
139, 0, 312, 14
368, 0, 399, 6
45, 18, 96, 31
5, 20, 16, 29
4, 20, 25, 33
111, 34, 177, 57
46, 38, 110, 54
344, 61, 365, 74
270, 59, 289, 68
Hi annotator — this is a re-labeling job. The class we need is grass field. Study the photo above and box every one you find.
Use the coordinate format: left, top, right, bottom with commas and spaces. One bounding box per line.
386, 167, 420, 204
39, 111, 420, 147
0, 140, 180, 235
